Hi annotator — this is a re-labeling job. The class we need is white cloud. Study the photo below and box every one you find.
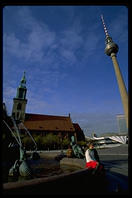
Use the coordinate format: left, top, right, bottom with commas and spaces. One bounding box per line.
60, 30, 83, 51
3, 86, 17, 115
4, 30, 55, 64
3, 7, 56, 64
59, 48, 77, 64
26, 88, 54, 114
84, 33, 100, 56
27, 98, 51, 114
4, 33, 21, 57
3, 6, 103, 71
4, 86, 16, 99
56, 29, 84, 64
109, 9, 128, 43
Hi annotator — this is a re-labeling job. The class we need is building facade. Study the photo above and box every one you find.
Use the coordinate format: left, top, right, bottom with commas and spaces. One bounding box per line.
12, 73, 85, 142
116, 114, 128, 134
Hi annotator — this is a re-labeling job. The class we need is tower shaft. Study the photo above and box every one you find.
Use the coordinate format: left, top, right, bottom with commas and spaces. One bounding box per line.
111, 53, 128, 128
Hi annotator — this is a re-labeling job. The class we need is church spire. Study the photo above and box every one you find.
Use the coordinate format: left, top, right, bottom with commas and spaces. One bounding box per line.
12, 72, 28, 121
20, 71, 26, 88
16, 72, 27, 99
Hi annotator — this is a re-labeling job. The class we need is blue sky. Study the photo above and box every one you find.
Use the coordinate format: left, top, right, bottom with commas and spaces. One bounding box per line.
3, 5, 128, 136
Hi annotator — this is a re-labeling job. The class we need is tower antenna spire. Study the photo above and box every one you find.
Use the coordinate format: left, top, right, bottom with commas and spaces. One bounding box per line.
101, 14, 109, 38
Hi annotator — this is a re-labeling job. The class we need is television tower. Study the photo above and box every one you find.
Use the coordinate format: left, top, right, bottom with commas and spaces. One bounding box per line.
101, 15, 128, 128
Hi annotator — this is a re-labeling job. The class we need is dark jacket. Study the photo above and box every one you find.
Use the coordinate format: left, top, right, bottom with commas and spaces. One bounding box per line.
89, 149, 100, 162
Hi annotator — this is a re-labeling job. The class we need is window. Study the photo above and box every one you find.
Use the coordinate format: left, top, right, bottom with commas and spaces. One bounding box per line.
17, 103, 22, 110
17, 112, 19, 119
12, 112, 15, 118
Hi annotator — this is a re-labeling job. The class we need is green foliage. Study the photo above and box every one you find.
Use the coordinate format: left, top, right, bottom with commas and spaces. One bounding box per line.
42, 134, 60, 150
62, 138, 70, 149
2, 133, 6, 140
77, 140, 87, 147
22, 136, 35, 150
21, 133, 70, 150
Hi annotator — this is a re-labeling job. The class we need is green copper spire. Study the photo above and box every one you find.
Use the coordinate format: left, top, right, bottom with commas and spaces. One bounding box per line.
12, 72, 28, 121
16, 72, 27, 99
19, 71, 26, 88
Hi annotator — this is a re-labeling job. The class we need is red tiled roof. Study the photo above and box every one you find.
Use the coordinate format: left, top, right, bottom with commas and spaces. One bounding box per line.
73, 123, 82, 131
25, 113, 70, 121
23, 113, 75, 132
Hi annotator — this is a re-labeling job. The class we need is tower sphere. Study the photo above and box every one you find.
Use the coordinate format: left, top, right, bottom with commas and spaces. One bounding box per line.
105, 41, 119, 56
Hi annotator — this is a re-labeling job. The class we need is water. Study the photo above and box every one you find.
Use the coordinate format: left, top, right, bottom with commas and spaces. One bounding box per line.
3, 157, 81, 183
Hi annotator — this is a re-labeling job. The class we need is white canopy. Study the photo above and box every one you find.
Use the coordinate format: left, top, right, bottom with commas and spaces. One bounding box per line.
109, 136, 127, 144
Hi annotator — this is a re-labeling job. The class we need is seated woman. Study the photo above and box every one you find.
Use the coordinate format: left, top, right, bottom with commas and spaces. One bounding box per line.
85, 142, 105, 175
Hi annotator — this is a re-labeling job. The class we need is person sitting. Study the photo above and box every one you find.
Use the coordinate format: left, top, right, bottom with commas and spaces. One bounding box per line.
66, 145, 74, 158
85, 142, 105, 175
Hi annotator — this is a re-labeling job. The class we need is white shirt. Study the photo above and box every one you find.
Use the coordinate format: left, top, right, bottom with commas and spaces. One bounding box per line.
85, 149, 92, 163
